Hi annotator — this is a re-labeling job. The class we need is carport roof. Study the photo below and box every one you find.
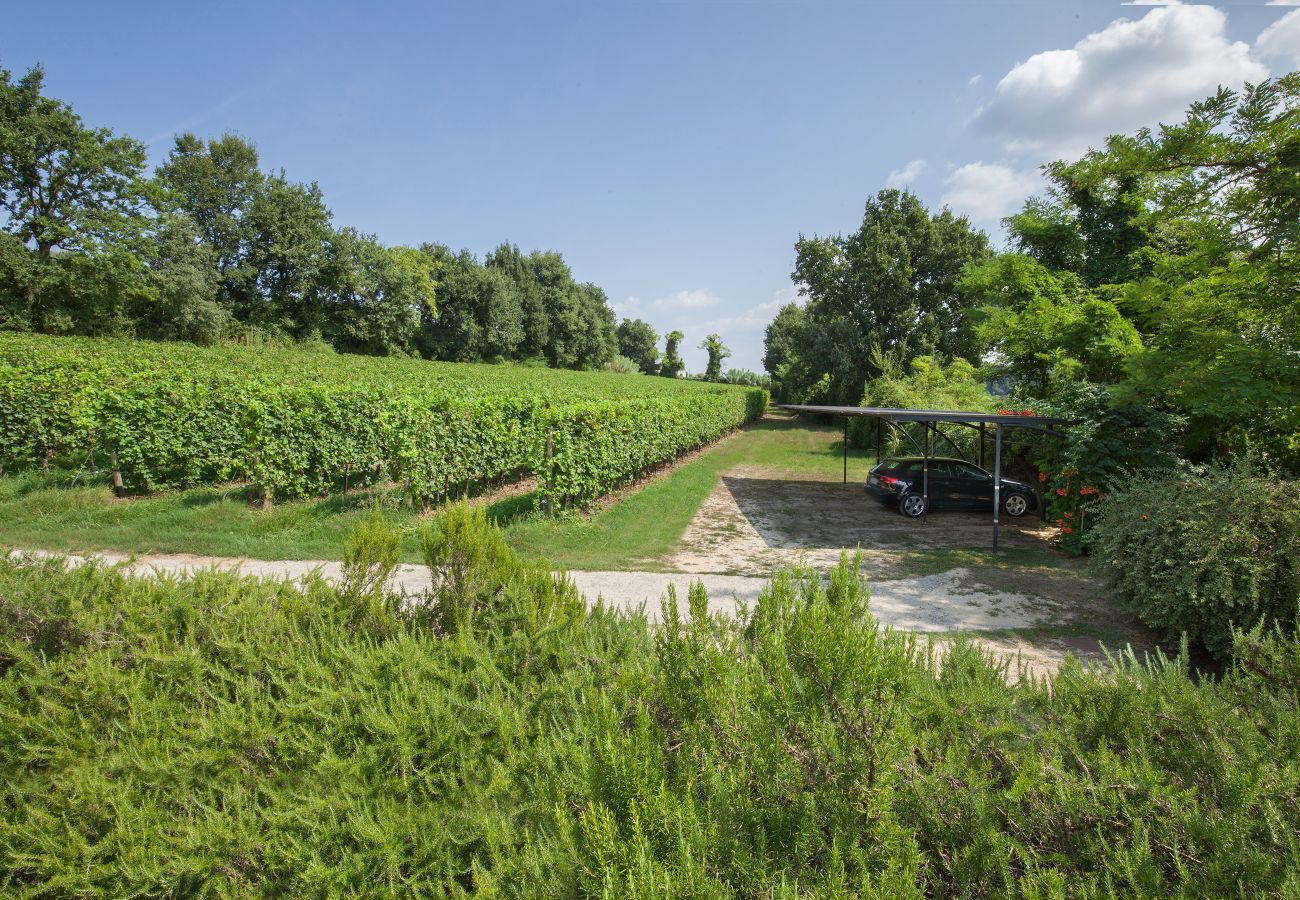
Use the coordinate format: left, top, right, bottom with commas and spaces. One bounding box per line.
775, 405, 1072, 427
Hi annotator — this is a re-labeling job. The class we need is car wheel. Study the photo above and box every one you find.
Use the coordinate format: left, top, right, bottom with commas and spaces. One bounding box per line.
1003, 493, 1029, 517
899, 494, 927, 518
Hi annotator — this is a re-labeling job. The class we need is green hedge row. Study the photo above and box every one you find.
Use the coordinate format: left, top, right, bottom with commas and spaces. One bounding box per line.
0, 333, 766, 506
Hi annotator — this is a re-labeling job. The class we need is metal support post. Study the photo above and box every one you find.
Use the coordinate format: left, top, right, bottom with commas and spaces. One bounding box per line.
843, 416, 848, 484
993, 423, 1003, 552
922, 423, 931, 522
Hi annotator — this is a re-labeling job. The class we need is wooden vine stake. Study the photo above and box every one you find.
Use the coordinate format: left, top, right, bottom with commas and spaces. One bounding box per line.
109, 451, 125, 499
545, 426, 554, 517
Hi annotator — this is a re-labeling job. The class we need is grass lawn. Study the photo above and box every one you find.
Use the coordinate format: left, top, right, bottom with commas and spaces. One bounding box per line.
0, 412, 879, 570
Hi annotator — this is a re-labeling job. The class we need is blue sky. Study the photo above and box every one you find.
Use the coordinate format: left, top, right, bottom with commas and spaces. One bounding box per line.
5, 1, 1297, 372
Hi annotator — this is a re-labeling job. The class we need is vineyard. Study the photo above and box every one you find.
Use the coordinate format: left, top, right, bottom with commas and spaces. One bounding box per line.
0, 334, 766, 510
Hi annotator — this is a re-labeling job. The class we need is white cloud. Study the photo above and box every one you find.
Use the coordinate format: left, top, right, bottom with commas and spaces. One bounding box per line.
1121, 1, 1181, 6
967, 74, 983, 88
1257, 9, 1300, 71
694, 288, 802, 335
1265, 1, 1300, 7
974, 4, 1267, 160
653, 289, 722, 310
885, 159, 927, 189
941, 162, 1044, 224
613, 295, 642, 317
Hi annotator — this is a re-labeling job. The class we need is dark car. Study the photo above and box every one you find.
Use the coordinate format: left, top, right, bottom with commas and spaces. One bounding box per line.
864, 456, 1038, 518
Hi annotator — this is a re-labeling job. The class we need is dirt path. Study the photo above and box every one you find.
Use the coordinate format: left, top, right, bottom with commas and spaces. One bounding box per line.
12, 547, 1148, 679
665, 465, 1056, 577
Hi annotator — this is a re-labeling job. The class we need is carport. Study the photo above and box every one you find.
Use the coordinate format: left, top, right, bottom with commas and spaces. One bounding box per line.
775, 405, 1072, 551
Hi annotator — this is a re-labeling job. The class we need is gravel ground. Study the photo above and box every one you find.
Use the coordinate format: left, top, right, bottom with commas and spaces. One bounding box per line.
13, 549, 1060, 632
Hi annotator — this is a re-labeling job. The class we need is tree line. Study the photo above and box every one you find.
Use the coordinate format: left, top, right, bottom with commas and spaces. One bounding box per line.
765, 74, 1299, 466
0, 62, 730, 374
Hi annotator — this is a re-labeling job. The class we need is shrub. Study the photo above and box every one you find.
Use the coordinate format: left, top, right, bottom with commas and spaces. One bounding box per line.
2, 517, 1299, 894
851, 353, 995, 457
601, 353, 640, 374
1030, 382, 1183, 554
1090, 462, 1300, 658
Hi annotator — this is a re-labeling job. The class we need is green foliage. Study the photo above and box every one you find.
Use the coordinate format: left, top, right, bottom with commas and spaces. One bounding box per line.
660, 329, 685, 378
850, 352, 995, 454
1090, 462, 1300, 659
2, 523, 1299, 895
993, 75, 1300, 466
0, 69, 625, 373
616, 317, 659, 374
0, 333, 765, 510
961, 255, 1142, 399
602, 353, 641, 375
0, 63, 149, 331
719, 368, 770, 389
787, 189, 991, 404
339, 504, 402, 629
1031, 383, 1184, 554
699, 332, 731, 381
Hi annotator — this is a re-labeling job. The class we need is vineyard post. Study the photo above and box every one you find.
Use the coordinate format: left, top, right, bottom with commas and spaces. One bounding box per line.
545, 426, 554, 517
109, 451, 125, 498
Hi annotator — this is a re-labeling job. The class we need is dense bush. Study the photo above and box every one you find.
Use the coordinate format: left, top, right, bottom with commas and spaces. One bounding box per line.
850, 353, 995, 458
2, 509, 1298, 895
1030, 382, 1184, 554
1090, 463, 1300, 658
0, 333, 765, 509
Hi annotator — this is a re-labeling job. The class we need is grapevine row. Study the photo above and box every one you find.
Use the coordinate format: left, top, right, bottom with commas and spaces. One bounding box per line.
0, 334, 766, 508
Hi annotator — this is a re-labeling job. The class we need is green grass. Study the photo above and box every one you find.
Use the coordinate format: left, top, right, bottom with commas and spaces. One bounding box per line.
0, 413, 876, 570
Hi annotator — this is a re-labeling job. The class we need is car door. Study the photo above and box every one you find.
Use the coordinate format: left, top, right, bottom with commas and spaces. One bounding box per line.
927, 461, 959, 509
951, 461, 994, 509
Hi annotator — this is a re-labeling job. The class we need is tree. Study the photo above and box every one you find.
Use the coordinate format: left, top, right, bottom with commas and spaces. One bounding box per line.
791, 189, 991, 404
959, 254, 1141, 398
328, 232, 434, 357
660, 330, 685, 378
997, 74, 1300, 462
154, 132, 262, 311
616, 318, 659, 374
573, 283, 617, 370
0, 63, 148, 330
139, 212, 229, 344
699, 333, 731, 381
240, 173, 335, 336
486, 242, 549, 361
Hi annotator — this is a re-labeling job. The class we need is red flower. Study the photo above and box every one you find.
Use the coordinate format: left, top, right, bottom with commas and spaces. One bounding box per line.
1063, 512, 1074, 519
1055, 487, 1068, 496
1059, 525, 1073, 533
1038, 472, 1048, 484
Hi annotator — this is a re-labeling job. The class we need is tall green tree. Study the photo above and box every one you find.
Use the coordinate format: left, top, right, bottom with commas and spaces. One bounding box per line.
0, 63, 148, 331
327, 232, 435, 357
616, 318, 659, 374
139, 212, 229, 345
660, 330, 685, 378
998, 74, 1300, 461
791, 189, 991, 404
154, 132, 262, 307
486, 242, 549, 360
959, 254, 1141, 398
699, 333, 731, 381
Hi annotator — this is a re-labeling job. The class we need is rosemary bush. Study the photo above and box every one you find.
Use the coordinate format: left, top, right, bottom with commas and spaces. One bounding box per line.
2, 508, 1297, 896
